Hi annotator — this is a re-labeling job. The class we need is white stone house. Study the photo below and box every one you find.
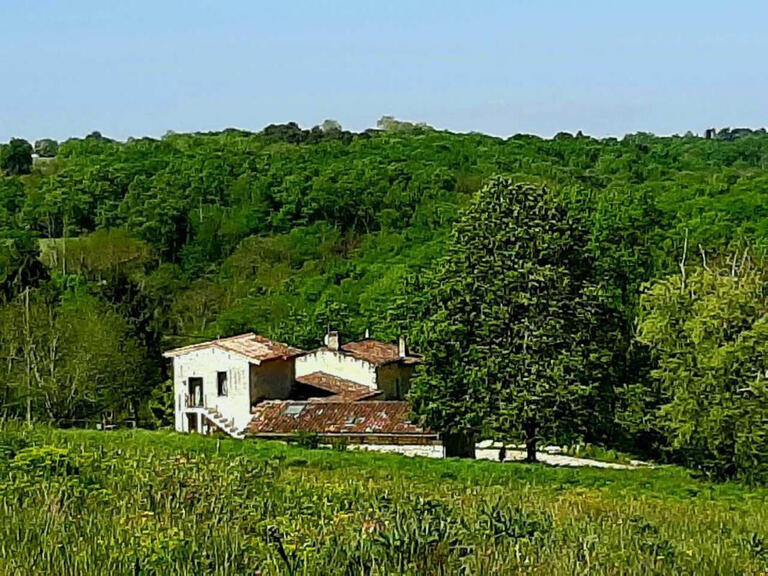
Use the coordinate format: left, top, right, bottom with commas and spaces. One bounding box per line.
162, 333, 303, 438
162, 330, 435, 453
295, 331, 421, 400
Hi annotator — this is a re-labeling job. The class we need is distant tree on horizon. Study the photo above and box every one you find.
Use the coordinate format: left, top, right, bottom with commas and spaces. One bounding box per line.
34, 138, 59, 158
0, 138, 33, 175
320, 119, 342, 133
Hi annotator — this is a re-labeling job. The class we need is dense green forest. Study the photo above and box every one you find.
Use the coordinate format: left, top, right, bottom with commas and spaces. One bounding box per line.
1, 123, 766, 480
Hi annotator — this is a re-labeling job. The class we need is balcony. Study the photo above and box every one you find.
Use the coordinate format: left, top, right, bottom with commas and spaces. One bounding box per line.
184, 393, 204, 408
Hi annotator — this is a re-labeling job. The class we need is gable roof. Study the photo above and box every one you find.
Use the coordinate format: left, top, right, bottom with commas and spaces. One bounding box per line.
245, 401, 434, 437
321, 339, 422, 366
162, 333, 303, 364
295, 371, 382, 402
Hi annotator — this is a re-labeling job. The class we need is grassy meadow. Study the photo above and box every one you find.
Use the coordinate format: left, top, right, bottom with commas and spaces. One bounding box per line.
0, 425, 766, 575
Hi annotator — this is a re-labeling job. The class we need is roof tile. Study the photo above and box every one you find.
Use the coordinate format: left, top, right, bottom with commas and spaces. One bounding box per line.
163, 333, 303, 363
295, 371, 382, 401
337, 339, 421, 366
245, 401, 434, 436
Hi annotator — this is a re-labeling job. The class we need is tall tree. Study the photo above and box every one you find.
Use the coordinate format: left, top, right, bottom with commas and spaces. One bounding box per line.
0, 290, 148, 423
634, 253, 768, 482
408, 177, 618, 459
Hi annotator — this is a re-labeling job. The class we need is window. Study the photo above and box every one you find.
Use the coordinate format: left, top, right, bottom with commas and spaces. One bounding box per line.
217, 371, 228, 397
284, 404, 305, 417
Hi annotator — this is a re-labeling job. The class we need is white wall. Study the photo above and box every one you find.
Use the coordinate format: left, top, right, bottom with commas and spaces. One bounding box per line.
375, 363, 415, 400
345, 443, 445, 458
172, 347, 252, 433
295, 349, 377, 388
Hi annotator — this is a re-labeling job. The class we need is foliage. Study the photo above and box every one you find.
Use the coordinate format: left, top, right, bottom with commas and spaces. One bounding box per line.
292, 431, 320, 449
0, 289, 150, 423
0, 138, 33, 175
34, 138, 59, 158
564, 443, 638, 466
0, 425, 766, 575
0, 126, 766, 473
632, 255, 768, 482
407, 178, 620, 458
38, 229, 152, 279
376, 115, 434, 132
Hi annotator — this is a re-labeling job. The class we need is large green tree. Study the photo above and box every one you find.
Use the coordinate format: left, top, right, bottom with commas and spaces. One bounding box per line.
633, 254, 768, 481
408, 177, 618, 459
0, 289, 148, 423
0, 138, 33, 176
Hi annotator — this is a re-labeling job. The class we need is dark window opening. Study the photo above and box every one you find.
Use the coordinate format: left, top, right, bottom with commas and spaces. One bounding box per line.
187, 377, 203, 407
217, 371, 228, 397
291, 381, 335, 401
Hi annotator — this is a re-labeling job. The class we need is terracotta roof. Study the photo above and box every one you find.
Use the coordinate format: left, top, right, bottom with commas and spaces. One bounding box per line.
295, 371, 382, 401
335, 339, 422, 366
163, 333, 303, 364
245, 401, 434, 437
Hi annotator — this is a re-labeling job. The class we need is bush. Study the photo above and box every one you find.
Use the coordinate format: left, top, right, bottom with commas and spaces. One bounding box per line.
293, 430, 320, 449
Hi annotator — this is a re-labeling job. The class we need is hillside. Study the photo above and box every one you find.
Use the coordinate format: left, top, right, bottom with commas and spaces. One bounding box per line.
3, 127, 767, 350
0, 425, 766, 575
1, 126, 767, 479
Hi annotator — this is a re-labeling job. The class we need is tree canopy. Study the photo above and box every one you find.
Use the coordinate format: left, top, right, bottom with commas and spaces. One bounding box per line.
406, 178, 619, 458
34, 138, 59, 158
0, 138, 33, 175
0, 124, 766, 478
632, 254, 768, 481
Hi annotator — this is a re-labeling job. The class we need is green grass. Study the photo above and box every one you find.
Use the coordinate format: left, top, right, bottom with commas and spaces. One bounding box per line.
0, 425, 766, 575
562, 444, 640, 466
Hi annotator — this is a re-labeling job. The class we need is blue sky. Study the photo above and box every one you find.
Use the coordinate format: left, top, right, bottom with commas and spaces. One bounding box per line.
1, 1, 766, 141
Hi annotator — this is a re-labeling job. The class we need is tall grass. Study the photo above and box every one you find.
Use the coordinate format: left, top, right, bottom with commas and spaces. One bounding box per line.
0, 424, 766, 575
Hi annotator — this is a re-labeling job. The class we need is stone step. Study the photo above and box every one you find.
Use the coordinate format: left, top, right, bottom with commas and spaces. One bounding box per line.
204, 415, 242, 439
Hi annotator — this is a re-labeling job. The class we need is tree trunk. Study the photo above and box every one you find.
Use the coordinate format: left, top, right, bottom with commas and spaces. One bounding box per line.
24, 288, 32, 426
444, 432, 476, 458
524, 418, 537, 463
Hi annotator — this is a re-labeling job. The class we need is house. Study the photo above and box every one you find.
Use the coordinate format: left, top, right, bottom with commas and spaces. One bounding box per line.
163, 330, 439, 455
162, 333, 303, 438
295, 330, 421, 400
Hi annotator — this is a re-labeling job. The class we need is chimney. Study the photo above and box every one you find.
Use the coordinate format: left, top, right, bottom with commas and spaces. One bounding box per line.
398, 335, 408, 358
325, 330, 340, 351
364, 328, 370, 339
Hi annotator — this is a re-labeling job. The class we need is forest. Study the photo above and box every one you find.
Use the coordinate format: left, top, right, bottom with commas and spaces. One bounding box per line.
1, 122, 766, 482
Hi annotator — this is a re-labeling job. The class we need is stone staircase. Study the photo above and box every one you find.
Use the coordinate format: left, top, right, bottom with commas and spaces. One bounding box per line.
204, 408, 245, 439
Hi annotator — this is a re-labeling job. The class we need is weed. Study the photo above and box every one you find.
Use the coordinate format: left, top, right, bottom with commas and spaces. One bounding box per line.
0, 425, 765, 575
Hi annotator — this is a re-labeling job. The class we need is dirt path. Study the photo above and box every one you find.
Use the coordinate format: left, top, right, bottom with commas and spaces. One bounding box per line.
475, 447, 647, 469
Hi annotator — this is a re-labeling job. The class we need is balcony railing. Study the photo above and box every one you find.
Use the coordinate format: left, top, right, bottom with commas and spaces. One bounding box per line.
184, 393, 204, 408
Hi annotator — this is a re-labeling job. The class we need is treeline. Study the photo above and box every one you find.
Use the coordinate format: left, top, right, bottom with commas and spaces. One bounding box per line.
0, 122, 767, 480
